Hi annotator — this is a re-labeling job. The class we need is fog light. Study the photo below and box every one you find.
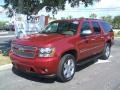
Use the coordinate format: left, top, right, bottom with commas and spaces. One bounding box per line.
45, 69, 48, 72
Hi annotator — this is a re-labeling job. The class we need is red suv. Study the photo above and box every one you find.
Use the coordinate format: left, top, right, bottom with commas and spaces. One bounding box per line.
9, 18, 114, 82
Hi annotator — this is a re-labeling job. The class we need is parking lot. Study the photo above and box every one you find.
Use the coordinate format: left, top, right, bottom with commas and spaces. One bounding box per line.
0, 38, 120, 90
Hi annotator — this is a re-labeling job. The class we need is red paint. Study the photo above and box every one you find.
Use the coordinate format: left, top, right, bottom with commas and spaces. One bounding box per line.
9, 18, 114, 76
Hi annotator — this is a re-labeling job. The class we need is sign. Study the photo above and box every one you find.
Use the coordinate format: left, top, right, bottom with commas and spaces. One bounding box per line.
14, 14, 48, 38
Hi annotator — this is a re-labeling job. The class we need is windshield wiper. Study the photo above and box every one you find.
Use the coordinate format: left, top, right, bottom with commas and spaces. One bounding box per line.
39, 31, 69, 35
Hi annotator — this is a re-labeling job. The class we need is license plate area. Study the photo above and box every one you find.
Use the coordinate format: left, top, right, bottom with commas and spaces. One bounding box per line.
15, 64, 31, 72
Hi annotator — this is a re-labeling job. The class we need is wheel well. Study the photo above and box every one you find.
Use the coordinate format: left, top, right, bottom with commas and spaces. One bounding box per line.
61, 50, 77, 60
106, 40, 112, 47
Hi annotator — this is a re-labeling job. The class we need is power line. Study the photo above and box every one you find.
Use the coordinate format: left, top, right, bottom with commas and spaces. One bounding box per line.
63, 10, 120, 12
56, 10, 120, 12
65, 7, 120, 10
39, 7, 120, 12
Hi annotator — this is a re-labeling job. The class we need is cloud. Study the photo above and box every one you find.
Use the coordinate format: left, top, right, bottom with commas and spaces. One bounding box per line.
0, 6, 4, 12
94, 0, 120, 8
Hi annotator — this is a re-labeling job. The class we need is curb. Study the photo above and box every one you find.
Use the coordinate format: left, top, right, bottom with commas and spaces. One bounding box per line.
0, 31, 8, 35
0, 64, 12, 71
0, 35, 15, 38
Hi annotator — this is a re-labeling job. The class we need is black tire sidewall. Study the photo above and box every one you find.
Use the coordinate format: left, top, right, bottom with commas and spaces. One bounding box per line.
101, 43, 111, 60
57, 54, 76, 82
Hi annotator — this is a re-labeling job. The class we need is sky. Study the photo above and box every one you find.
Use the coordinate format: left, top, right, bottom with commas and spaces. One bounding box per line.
0, 0, 4, 5
38, 0, 120, 19
0, 0, 120, 21
0, 0, 10, 21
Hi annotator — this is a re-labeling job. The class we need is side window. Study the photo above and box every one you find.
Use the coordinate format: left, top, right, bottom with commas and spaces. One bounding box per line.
81, 21, 91, 33
45, 23, 58, 32
92, 21, 101, 34
100, 22, 112, 33
58, 22, 69, 31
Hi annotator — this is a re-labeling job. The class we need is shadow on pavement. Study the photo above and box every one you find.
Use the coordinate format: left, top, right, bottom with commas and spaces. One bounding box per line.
76, 59, 98, 72
12, 67, 57, 83
11, 59, 98, 83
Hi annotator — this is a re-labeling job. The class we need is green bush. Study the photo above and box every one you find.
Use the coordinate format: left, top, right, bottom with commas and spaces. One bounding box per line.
0, 21, 8, 30
117, 31, 120, 35
115, 31, 120, 37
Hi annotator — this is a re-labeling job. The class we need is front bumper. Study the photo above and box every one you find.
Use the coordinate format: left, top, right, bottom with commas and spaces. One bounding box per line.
9, 52, 59, 75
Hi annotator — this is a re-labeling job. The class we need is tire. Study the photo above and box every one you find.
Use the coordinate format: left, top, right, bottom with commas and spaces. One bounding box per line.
57, 54, 76, 82
100, 43, 111, 60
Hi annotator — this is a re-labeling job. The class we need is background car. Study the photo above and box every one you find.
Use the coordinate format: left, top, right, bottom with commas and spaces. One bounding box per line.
4, 22, 15, 31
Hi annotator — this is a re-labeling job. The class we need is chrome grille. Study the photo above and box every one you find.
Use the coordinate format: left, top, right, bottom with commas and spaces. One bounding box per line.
12, 44, 36, 58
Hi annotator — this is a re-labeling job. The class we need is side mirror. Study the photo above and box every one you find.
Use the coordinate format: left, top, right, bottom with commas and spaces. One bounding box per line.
81, 29, 92, 36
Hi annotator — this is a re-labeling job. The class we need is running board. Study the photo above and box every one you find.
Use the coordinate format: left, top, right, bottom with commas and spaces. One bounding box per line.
76, 54, 102, 66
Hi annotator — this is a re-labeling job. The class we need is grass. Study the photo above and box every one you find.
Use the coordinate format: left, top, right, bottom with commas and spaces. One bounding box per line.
115, 34, 120, 37
0, 54, 11, 66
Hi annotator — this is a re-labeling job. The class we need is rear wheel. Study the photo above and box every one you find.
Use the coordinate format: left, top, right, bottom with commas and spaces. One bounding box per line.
57, 54, 76, 82
100, 43, 111, 60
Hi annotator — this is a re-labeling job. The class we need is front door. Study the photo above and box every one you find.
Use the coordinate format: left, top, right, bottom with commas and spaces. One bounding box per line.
78, 21, 94, 60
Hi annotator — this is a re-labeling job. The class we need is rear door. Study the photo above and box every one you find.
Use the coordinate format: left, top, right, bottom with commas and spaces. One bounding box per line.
91, 21, 105, 54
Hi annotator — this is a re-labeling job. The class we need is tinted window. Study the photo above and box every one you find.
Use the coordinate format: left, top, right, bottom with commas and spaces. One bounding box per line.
58, 21, 78, 33
44, 23, 58, 32
81, 21, 91, 33
41, 21, 79, 35
100, 22, 112, 32
92, 21, 101, 34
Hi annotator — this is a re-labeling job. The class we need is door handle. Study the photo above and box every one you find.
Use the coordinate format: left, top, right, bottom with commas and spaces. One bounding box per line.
101, 37, 104, 39
91, 39, 95, 41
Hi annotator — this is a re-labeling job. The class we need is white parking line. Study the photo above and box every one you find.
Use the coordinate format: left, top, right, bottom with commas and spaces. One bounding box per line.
0, 35, 15, 38
0, 32, 9, 34
109, 55, 113, 58
95, 60, 111, 64
95, 55, 113, 64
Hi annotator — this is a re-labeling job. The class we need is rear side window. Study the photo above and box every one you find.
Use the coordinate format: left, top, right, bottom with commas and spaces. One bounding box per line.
92, 21, 101, 34
100, 22, 113, 33
81, 21, 91, 32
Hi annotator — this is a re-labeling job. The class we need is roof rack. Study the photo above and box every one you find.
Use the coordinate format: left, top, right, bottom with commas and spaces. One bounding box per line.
58, 18, 104, 21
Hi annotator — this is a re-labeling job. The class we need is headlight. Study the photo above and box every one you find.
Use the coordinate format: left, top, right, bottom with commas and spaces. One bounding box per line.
39, 48, 55, 57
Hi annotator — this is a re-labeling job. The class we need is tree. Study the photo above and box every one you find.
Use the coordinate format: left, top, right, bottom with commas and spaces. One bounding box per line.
113, 16, 120, 29
4, 0, 100, 16
100, 15, 120, 29
89, 13, 97, 19
61, 17, 65, 20
66, 15, 73, 19
0, 21, 8, 29
101, 15, 113, 24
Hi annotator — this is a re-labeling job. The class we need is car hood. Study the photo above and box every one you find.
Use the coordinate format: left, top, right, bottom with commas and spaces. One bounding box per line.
13, 33, 66, 47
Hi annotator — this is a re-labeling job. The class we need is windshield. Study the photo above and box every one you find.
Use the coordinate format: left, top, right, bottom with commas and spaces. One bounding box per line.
40, 21, 79, 35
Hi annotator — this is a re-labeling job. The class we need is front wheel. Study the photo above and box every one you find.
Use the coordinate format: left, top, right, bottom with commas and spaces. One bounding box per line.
57, 54, 76, 82
100, 43, 111, 60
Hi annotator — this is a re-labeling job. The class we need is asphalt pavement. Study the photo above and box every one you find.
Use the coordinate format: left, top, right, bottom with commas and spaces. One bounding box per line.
0, 35, 120, 90
0, 31, 15, 52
